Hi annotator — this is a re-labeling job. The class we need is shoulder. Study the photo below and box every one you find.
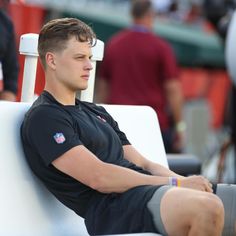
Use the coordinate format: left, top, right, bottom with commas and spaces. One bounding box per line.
81, 101, 107, 114
27, 103, 64, 118
24, 105, 70, 131
107, 30, 131, 46
150, 34, 175, 57
80, 101, 112, 120
154, 34, 173, 50
24, 97, 72, 129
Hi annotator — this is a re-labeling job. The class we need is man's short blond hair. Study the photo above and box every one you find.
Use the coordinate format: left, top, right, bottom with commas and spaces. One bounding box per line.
38, 18, 96, 68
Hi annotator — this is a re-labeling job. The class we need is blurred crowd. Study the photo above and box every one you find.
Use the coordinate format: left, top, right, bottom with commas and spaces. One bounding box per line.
68, 0, 236, 31
21, 0, 236, 31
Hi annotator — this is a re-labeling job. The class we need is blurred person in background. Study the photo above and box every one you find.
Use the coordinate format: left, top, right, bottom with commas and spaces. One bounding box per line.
203, 0, 236, 183
0, 0, 19, 101
183, 1, 204, 26
152, 0, 173, 16
97, 0, 185, 153
153, 0, 184, 22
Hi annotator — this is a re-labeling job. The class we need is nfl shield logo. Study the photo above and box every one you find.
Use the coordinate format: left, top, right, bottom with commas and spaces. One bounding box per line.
53, 133, 66, 144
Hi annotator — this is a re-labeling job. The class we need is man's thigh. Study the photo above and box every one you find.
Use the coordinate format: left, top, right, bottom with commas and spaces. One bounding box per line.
148, 187, 223, 236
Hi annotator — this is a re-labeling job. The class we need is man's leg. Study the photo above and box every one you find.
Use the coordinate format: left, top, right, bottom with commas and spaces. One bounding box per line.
148, 186, 224, 236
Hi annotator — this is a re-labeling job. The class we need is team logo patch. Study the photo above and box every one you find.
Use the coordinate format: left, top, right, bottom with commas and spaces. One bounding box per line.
53, 133, 66, 144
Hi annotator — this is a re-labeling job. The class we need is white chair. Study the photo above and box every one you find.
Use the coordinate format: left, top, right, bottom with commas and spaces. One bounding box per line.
0, 101, 163, 236
226, 10, 236, 86
0, 34, 166, 235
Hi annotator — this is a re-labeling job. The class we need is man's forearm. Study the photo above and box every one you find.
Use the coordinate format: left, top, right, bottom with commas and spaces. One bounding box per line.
53, 145, 169, 195
123, 145, 184, 179
166, 80, 183, 125
94, 162, 169, 193
143, 160, 184, 179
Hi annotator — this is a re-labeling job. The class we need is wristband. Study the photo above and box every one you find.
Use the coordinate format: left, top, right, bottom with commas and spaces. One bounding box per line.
169, 177, 181, 187
177, 178, 181, 187
169, 177, 177, 186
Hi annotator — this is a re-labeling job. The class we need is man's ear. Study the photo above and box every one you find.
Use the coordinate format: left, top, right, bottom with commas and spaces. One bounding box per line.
45, 52, 56, 70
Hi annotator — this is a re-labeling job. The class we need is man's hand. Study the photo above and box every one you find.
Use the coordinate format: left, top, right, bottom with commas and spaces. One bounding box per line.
0, 91, 16, 101
180, 175, 213, 193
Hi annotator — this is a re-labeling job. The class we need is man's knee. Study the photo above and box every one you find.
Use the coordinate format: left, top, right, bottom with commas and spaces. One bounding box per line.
160, 188, 224, 235
181, 190, 224, 235
197, 194, 224, 223
184, 193, 224, 236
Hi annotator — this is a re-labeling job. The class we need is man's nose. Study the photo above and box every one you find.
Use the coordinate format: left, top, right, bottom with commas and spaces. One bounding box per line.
85, 59, 93, 71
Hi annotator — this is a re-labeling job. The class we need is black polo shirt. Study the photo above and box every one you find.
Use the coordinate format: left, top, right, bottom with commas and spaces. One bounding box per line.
21, 91, 160, 235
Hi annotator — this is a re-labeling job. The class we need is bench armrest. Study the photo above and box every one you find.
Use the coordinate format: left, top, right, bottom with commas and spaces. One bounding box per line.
167, 154, 202, 176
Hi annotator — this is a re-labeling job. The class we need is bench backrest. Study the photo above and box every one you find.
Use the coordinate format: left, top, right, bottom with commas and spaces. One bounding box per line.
0, 101, 166, 235
0, 102, 88, 235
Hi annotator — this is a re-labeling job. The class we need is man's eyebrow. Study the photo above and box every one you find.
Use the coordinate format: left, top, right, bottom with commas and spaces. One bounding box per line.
74, 53, 85, 56
73, 53, 93, 58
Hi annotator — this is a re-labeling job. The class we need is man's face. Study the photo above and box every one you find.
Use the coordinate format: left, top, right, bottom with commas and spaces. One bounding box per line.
52, 37, 93, 92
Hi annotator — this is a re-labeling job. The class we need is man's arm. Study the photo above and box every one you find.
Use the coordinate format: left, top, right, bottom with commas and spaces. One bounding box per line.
52, 145, 169, 194
164, 79, 183, 125
164, 79, 185, 151
123, 145, 213, 192
123, 145, 183, 178
52, 145, 212, 193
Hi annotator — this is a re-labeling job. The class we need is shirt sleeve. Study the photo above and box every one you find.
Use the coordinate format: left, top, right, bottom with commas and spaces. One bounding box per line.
25, 105, 83, 166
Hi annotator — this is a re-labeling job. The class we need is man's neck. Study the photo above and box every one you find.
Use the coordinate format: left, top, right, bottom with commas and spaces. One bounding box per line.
131, 24, 150, 33
44, 80, 76, 106
133, 17, 153, 31
45, 89, 76, 106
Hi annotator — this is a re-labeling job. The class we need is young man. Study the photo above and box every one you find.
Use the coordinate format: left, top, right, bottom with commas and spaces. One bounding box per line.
21, 17, 235, 236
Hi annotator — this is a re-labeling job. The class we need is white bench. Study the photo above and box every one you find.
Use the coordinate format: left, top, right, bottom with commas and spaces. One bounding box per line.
0, 101, 164, 236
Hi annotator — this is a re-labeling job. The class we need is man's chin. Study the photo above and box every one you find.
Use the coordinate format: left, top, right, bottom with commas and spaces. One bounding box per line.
80, 85, 88, 91
75, 85, 88, 93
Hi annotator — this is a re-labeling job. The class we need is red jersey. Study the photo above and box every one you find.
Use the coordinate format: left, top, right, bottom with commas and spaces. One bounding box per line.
99, 28, 179, 130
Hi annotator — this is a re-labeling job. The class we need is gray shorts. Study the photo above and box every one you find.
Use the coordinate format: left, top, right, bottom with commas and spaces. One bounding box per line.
147, 185, 173, 236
